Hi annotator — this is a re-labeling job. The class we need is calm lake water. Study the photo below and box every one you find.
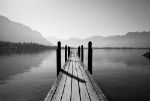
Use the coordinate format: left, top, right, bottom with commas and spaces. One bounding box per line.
0, 49, 150, 101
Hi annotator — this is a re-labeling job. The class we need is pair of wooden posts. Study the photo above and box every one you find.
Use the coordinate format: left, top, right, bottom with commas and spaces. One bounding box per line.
57, 41, 93, 76
57, 42, 70, 76
77, 45, 84, 62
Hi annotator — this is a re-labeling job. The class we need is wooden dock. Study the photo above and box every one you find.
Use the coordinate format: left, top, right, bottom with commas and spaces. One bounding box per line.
44, 49, 108, 101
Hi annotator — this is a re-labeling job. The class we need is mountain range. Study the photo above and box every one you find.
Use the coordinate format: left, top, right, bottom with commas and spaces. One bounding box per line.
46, 32, 150, 48
0, 15, 150, 48
0, 15, 53, 46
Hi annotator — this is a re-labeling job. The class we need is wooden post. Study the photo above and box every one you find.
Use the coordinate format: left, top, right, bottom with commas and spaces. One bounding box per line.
78, 46, 80, 57
65, 45, 67, 62
57, 41, 61, 76
88, 41, 92, 74
81, 45, 84, 62
68, 46, 70, 58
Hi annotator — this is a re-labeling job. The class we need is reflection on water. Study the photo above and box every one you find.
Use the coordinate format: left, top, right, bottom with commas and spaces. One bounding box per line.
1, 49, 150, 101
0, 49, 65, 101
0, 49, 54, 81
84, 49, 150, 101
0, 48, 50, 56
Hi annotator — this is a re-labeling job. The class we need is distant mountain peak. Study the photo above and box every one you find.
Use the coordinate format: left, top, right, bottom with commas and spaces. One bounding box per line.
47, 31, 150, 47
0, 15, 53, 46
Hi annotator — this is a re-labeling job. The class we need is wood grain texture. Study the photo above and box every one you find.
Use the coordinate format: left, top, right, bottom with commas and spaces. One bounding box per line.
44, 50, 108, 101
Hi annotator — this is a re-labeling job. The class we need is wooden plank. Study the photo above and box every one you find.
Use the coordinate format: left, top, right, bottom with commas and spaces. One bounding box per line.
51, 61, 71, 101
75, 57, 91, 101
44, 60, 70, 101
61, 60, 72, 101
45, 50, 108, 101
71, 59, 80, 101
78, 56, 108, 101
77, 59, 100, 101
85, 69, 108, 101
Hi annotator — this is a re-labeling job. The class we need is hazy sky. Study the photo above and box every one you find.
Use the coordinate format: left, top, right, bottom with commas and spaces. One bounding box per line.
0, 0, 150, 39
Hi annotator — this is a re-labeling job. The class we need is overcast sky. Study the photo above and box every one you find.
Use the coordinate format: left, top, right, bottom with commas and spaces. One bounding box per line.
0, 0, 150, 39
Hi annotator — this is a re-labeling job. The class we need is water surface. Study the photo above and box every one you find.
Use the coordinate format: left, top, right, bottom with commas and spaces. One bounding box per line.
0, 49, 65, 101
0, 49, 150, 101
84, 49, 150, 101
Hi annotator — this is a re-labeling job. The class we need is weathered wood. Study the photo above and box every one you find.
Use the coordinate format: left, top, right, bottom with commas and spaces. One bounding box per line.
80, 60, 108, 101
75, 56, 90, 101
51, 61, 70, 101
77, 58, 100, 101
45, 49, 107, 101
78, 46, 80, 57
57, 41, 61, 76
61, 61, 72, 101
71, 58, 80, 101
81, 45, 84, 62
44, 60, 69, 101
68, 46, 70, 58
88, 41, 92, 74
65, 45, 67, 62
78, 54, 108, 101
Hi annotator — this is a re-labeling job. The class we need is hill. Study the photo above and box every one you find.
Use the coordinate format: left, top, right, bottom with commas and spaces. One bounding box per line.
47, 31, 150, 48
0, 15, 53, 46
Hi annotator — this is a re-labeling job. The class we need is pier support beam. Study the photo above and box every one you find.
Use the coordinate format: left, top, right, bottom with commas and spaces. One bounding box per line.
57, 41, 61, 76
68, 46, 70, 58
81, 45, 84, 62
78, 46, 80, 57
65, 45, 67, 62
88, 41, 92, 74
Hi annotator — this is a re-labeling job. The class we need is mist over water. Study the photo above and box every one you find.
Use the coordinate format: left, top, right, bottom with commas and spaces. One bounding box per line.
84, 49, 150, 101
0, 49, 65, 101
0, 49, 150, 101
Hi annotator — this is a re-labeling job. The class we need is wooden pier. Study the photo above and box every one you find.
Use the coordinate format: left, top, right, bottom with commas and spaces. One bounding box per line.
44, 42, 108, 101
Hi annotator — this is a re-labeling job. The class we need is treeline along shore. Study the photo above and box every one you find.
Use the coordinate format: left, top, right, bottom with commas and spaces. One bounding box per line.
1, 41, 149, 50
0, 41, 57, 55
0, 41, 56, 49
